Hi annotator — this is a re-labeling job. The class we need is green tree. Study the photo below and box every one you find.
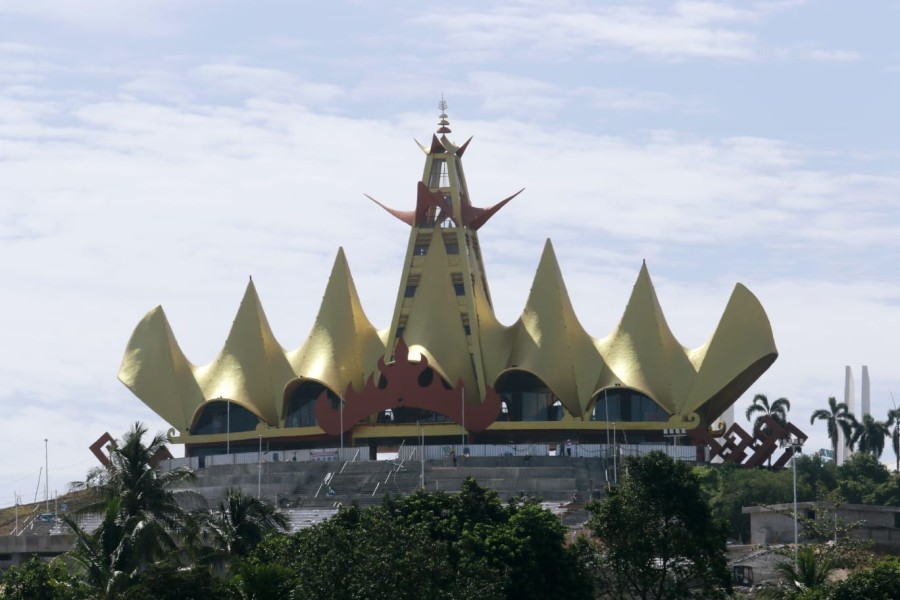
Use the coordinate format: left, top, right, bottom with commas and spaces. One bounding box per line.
588, 452, 731, 600
886, 407, 900, 473
63, 423, 197, 598
246, 479, 593, 600
192, 487, 289, 570
73, 422, 196, 528
119, 562, 234, 600
849, 414, 890, 459
745, 393, 791, 429
810, 396, 856, 461
827, 556, 900, 600
774, 545, 836, 594
836, 452, 891, 504
0, 556, 81, 600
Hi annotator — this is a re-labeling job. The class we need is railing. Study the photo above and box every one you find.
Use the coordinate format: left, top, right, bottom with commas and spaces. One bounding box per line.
158, 442, 700, 472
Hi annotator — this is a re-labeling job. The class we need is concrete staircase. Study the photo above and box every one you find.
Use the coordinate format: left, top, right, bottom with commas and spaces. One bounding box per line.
182, 455, 610, 508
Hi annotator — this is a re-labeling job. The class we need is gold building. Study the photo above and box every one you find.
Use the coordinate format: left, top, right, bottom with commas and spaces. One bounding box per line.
118, 108, 778, 457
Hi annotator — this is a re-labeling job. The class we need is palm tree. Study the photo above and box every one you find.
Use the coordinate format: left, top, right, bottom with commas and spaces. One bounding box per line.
74, 422, 197, 525
64, 498, 134, 600
850, 414, 890, 459
66, 422, 198, 594
745, 393, 791, 430
888, 408, 900, 473
810, 396, 856, 463
193, 487, 289, 570
775, 545, 835, 593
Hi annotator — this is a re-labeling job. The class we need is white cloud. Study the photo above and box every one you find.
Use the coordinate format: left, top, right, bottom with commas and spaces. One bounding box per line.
0, 0, 190, 33
775, 44, 861, 63
413, 1, 760, 61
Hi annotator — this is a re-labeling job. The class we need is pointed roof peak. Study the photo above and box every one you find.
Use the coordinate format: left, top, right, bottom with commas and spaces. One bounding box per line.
437, 95, 451, 134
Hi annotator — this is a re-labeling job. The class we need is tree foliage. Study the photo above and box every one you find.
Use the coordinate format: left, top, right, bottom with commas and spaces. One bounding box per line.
247, 478, 592, 600
588, 452, 731, 599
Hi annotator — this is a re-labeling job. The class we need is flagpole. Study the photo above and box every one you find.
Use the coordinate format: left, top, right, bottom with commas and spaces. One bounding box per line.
461, 387, 466, 446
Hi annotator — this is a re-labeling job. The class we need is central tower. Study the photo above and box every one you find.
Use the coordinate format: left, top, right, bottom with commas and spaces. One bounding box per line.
368, 100, 520, 404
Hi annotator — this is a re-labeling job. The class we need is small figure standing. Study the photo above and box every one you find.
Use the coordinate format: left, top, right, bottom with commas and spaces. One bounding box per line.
450, 448, 457, 467
565, 439, 573, 457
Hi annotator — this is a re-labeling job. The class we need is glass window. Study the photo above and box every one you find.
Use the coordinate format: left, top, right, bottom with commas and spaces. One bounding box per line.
591, 388, 669, 422
284, 382, 339, 428
193, 400, 260, 435
405, 285, 416, 298
495, 371, 564, 422
428, 159, 449, 188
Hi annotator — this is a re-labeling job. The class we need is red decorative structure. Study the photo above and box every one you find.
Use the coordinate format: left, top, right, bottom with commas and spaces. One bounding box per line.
686, 416, 807, 469
90, 431, 172, 468
315, 339, 501, 435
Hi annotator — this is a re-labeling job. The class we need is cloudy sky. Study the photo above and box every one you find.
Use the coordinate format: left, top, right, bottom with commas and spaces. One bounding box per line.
1, 0, 899, 502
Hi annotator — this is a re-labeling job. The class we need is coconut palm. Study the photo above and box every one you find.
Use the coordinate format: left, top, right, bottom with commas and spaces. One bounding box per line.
745, 393, 791, 430
888, 407, 900, 473
64, 497, 134, 599
76, 422, 196, 521
850, 414, 890, 459
810, 396, 857, 463
193, 487, 289, 570
66, 422, 199, 594
775, 545, 836, 593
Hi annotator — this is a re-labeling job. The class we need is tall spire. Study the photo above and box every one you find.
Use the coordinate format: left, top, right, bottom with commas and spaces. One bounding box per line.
437, 95, 451, 134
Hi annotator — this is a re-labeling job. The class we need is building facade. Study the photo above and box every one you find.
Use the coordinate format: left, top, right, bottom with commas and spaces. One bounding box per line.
118, 109, 778, 457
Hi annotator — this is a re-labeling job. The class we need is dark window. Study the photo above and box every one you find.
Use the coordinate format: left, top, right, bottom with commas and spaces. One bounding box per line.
894, 512, 900, 529
429, 159, 449, 188
463, 324, 471, 335
413, 244, 428, 256
495, 371, 564, 422
396, 327, 405, 338
405, 285, 416, 298
454, 282, 465, 295
446, 242, 459, 254
591, 388, 669, 422
193, 400, 260, 435
284, 382, 339, 428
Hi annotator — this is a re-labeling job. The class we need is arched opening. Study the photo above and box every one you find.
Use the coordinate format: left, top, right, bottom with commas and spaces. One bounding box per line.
192, 400, 261, 435
494, 370, 563, 421
284, 380, 339, 428
590, 387, 669, 422
385, 368, 454, 424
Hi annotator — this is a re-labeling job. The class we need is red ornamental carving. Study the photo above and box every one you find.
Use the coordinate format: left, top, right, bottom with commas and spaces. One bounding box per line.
314, 339, 501, 435
686, 416, 807, 469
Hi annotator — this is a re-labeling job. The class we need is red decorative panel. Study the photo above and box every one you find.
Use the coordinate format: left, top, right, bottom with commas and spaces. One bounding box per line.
687, 416, 807, 468
315, 339, 500, 435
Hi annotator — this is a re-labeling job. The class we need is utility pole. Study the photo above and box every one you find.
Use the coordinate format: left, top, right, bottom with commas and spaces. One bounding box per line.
44, 439, 49, 512
257, 434, 262, 498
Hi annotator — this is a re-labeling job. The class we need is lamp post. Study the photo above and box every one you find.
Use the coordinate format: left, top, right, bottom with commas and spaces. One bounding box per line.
783, 435, 805, 568
225, 398, 230, 456
339, 394, 344, 457
44, 439, 49, 512
461, 387, 466, 446
257, 434, 262, 499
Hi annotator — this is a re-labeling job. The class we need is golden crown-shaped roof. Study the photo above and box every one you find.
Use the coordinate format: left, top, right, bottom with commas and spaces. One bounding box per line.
118, 241, 777, 433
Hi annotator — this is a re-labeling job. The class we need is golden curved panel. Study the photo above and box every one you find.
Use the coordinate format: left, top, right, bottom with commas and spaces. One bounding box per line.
401, 231, 477, 393
595, 263, 696, 415
286, 248, 385, 397
192, 280, 293, 426
681, 283, 778, 417
117, 306, 205, 433
473, 271, 516, 386
506, 240, 604, 417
